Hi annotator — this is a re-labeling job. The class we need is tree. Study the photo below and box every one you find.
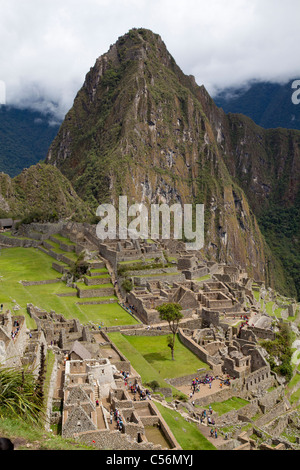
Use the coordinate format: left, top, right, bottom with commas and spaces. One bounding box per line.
156, 303, 183, 360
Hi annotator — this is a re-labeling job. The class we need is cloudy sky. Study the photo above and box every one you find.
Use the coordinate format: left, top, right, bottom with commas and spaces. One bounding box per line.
0, 0, 299, 121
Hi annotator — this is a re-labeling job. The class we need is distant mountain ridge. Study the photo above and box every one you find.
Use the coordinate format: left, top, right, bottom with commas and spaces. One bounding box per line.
0, 105, 60, 177
214, 79, 300, 130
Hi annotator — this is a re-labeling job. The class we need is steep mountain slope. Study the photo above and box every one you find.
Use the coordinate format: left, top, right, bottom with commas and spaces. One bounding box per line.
45, 28, 299, 296
0, 106, 60, 177
196, 89, 300, 299
0, 163, 91, 221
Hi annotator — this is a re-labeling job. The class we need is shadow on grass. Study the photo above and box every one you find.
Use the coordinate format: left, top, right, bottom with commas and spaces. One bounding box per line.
143, 352, 170, 363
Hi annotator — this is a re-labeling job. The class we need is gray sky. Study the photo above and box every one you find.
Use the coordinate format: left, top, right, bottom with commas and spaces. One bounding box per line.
1, 0, 299, 121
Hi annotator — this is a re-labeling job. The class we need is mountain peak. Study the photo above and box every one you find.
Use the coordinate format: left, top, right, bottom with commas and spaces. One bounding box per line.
45, 30, 300, 299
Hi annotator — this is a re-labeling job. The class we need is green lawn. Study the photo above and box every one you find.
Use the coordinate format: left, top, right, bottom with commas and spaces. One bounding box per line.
205, 397, 249, 416
107, 332, 209, 390
124, 333, 209, 379
0, 247, 138, 327
85, 274, 110, 280
154, 402, 216, 450
50, 234, 76, 246
77, 303, 140, 327
89, 268, 108, 274
78, 282, 114, 289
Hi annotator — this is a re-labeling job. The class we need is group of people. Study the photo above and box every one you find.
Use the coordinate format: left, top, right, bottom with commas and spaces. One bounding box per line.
129, 383, 152, 401
190, 374, 217, 395
119, 370, 152, 401
189, 373, 233, 398
120, 370, 130, 384
11, 320, 21, 340
121, 303, 137, 316
111, 409, 123, 432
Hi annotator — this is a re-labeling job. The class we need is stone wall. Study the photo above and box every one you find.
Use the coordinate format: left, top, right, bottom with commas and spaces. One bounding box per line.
77, 428, 162, 450
214, 400, 260, 427
21, 279, 61, 287
248, 325, 276, 341
254, 401, 287, 429
133, 273, 185, 286
76, 287, 115, 298
178, 328, 209, 364
0, 233, 41, 248
98, 331, 132, 372
166, 371, 210, 388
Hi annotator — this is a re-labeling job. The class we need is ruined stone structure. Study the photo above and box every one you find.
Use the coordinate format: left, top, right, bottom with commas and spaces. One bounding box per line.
1, 222, 300, 450
0, 310, 47, 376
60, 355, 180, 450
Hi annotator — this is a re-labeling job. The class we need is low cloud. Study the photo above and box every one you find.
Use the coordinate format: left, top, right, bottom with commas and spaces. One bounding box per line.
0, 0, 299, 120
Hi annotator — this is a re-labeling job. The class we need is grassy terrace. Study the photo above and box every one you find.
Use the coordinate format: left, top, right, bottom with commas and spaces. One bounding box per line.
50, 234, 76, 246
1, 231, 33, 241
89, 267, 108, 273
107, 332, 209, 390
0, 247, 138, 327
78, 282, 114, 289
154, 402, 216, 450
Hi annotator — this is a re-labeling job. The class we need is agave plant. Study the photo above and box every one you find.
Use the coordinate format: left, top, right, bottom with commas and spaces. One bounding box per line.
0, 364, 45, 425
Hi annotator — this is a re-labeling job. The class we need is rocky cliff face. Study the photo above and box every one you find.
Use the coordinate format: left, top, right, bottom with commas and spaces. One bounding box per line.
45, 28, 299, 295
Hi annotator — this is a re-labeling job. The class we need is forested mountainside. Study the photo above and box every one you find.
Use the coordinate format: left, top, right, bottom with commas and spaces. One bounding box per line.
214, 80, 300, 131
0, 105, 60, 177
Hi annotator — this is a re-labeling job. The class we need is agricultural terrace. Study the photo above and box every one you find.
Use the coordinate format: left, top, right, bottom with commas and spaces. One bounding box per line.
0, 246, 138, 328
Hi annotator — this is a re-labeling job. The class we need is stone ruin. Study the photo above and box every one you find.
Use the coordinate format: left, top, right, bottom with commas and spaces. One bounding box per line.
0, 309, 47, 376
59, 353, 180, 450
1, 223, 300, 450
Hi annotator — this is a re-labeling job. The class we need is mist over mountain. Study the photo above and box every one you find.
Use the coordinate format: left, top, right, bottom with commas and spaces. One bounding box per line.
214, 79, 300, 130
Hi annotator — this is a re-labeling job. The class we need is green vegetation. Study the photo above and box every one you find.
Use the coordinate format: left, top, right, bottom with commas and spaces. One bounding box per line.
259, 202, 300, 301
0, 163, 91, 223
154, 402, 216, 450
0, 416, 94, 450
0, 247, 137, 327
107, 332, 209, 390
122, 278, 133, 292
156, 303, 184, 360
0, 365, 44, 425
205, 397, 249, 416
0, 106, 59, 178
261, 323, 294, 381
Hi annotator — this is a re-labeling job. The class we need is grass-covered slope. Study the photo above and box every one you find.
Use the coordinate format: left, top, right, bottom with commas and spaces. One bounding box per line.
0, 163, 91, 222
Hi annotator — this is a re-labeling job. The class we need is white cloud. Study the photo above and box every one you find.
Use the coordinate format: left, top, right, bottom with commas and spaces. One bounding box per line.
0, 0, 299, 119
